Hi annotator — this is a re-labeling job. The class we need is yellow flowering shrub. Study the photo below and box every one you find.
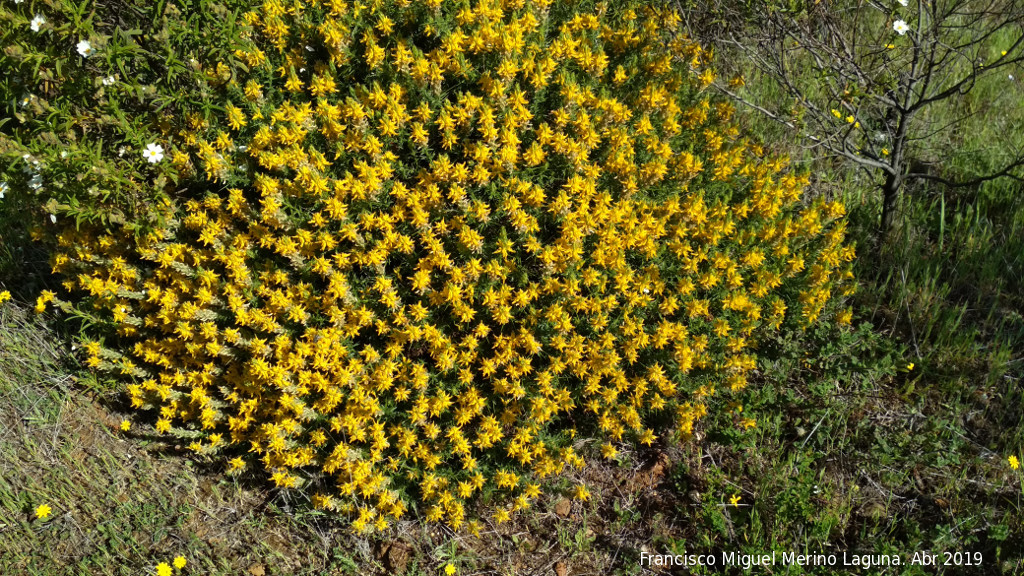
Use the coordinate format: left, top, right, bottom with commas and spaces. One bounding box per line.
49, 0, 854, 532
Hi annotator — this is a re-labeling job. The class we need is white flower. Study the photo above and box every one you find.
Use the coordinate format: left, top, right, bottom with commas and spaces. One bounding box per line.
101, 75, 116, 86
893, 20, 909, 35
76, 40, 93, 57
30, 14, 45, 32
143, 143, 165, 164
49, 214, 56, 224
0, 182, 8, 200
28, 173, 43, 190
897, 0, 908, 5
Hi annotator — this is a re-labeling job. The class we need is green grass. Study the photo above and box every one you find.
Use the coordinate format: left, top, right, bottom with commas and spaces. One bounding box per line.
661, 321, 1024, 574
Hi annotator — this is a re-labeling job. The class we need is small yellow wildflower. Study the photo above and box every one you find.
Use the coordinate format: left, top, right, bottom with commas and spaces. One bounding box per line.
906, 362, 915, 371
838, 308, 853, 325
600, 442, 618, 460
729, 494, 741, 507
444, 563, 457, 576
639, 429, 656, 445
574, 484, 590, 502
35, 504, 52, 520
173, 556, 187, 570
156, 562, 173, 576
1010, 455, 1020, 470
0, 290, 11, 304
881, 148, 889, 156
120, 420, 131, 432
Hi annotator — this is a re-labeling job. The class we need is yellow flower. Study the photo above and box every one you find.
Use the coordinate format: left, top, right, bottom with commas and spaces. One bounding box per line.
574, 484, 590, 502
837, 308, 853, 325
639, 429, 656, 445
444, 563, 457, 576
493, 507, 511, 523
0, 290, 11, 304
1010, 455, 1020, 470
729, 494, 741, 507
173, 556, 187, 570
906, 362, 915, 371
120, 420, 131, 432
600, 442, 618, 460
35, 504, 52, 520
156, 562, 173, 576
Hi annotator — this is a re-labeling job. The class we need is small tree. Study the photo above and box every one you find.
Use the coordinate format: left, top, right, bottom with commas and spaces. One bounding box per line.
683, 0, 1024, 239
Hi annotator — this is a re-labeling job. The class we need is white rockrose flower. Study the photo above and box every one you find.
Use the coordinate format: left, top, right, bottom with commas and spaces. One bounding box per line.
143, 143, 165, 164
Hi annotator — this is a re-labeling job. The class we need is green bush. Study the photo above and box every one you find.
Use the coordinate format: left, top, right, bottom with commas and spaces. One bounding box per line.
5, 0, 854, 534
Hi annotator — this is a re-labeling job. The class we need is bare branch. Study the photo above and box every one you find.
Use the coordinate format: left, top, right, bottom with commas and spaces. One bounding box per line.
907, 157, 1024, 188
710, 82, 898, 174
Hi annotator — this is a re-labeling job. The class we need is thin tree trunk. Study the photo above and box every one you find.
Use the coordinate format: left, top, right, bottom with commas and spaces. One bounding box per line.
879, 171, 902, 241
880, 107, 910, 242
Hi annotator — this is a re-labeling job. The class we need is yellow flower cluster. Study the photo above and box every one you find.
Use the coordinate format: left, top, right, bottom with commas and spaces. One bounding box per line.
50, 0, 853, 532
